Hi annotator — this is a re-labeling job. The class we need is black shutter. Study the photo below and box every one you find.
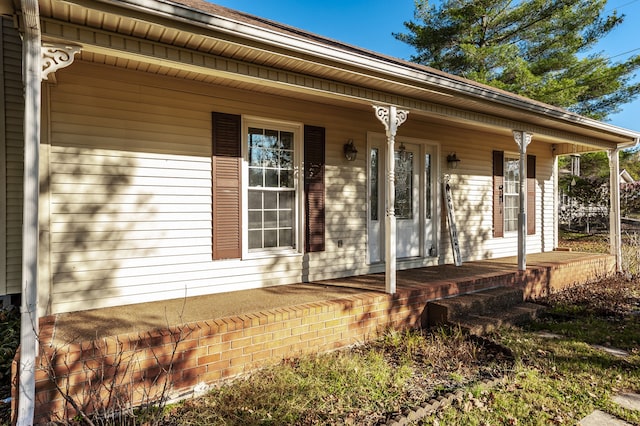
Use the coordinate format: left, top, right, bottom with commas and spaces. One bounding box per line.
212, 112, 242, 259
304, 125, 325, 252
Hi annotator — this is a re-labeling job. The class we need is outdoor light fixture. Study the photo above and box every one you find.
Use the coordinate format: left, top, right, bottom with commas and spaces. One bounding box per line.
344, 139, 358, 161
447, 152, 461, 169
398, 142, 408, 161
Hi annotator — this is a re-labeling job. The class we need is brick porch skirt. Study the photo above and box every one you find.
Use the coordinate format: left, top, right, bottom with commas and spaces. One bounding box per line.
12, 253, 615, 423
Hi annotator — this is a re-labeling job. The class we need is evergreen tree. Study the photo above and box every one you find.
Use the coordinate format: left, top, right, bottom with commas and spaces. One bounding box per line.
394, 0, 640, 120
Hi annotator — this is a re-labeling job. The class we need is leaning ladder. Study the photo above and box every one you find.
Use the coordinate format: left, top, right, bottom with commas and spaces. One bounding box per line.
443, 174, 462, 266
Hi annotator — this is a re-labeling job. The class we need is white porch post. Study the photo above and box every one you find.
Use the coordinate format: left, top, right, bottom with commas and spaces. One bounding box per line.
513, 130, 532, 271
608, 148, 623, 272
18, 1, 42, 423
18, 0, 81, 418
373, 105, 409, 294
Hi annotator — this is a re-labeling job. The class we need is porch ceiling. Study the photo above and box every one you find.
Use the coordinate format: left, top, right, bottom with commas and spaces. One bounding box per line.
35, 0, 640, 150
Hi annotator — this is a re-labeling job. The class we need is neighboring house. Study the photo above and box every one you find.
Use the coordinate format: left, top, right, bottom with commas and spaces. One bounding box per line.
557, 155, 637, 229
1, 0, 639, 316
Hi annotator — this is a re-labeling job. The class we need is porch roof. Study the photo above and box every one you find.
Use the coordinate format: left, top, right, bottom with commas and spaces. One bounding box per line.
12, 0, 638, 152
47, 251, 609, 345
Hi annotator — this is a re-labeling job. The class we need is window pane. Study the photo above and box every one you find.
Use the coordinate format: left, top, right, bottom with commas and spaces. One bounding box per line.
249, 147, 263, 166
505, 195, 518, 232
248, 191, 262, 210
264, 211, 278, 228
280, 132, 293, 150
248, 211, 262, 229
249, 128, 263, 147
279, 229, 292, 247
248, 230, 262, 249
264, 192, 277, 209
280, 150, 292, 168
265, 169, 278, 187
264, 129, 278, 148
264, 230, 278, 247
249, 168, 263, 187
280, 170, 294, 188
279, 209, 292, 227
504, 157, 520, 194
279, 192, 292, 210
263, 149, 277, 167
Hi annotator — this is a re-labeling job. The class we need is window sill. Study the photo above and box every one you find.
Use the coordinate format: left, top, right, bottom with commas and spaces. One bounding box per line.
243, 249, 302, 260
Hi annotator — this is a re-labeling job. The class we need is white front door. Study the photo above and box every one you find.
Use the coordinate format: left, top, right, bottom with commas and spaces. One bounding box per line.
368, 135, 437, 263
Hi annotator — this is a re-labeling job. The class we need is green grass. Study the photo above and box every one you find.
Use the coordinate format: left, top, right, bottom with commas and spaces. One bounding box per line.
557, 228, 610, 253
174, 350, 411, 425
421, 325, 640, 425
531, 315, 640, 350
162, 234, 640, 425
419, 275, 640, 426
165, 327, 512, 425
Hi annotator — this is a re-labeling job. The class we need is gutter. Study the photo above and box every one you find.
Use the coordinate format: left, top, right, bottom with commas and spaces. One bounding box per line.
17, 0, 41, 424
623, 138, 640, 150
89, 0, 640, 143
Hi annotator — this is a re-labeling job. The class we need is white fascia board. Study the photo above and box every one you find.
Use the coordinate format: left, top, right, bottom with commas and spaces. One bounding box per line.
93, 0, 640, 142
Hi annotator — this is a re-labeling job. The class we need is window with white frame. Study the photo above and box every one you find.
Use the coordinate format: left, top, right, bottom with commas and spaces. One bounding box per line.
246, 124, 298, 251
503, 154, 519, 233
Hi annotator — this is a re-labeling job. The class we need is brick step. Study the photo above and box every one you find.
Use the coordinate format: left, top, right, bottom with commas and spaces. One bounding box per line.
427, 287, 525, 326
453, 302, 545, 335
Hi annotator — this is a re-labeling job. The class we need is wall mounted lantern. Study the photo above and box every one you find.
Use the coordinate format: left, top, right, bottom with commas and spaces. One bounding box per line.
398, 142, 408, 161
344, 139, 358, 161
447, 152, 461, 169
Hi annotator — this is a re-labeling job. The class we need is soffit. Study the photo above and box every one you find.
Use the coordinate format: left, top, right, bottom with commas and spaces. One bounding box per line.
38, 0, 640, 149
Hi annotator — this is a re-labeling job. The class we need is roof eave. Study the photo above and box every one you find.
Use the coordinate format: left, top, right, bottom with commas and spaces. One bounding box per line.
90, 0, 640, 144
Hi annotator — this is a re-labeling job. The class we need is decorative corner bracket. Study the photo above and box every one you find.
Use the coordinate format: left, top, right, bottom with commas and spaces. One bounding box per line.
42, 43, 82, 81
373, 105, 409, 136
512, 130, 533, 150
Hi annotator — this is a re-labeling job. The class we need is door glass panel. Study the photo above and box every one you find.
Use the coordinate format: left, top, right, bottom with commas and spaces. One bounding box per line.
370, 148, 379, 221
395, 150, 413, 219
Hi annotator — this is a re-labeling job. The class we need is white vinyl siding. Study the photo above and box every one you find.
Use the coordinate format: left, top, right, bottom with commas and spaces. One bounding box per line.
43, 61, 556, 313
45, 62, 370, 313
2, 17, 23, 296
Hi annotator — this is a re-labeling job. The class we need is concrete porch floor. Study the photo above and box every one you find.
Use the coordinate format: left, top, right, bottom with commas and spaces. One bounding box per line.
49, 251, 611, 344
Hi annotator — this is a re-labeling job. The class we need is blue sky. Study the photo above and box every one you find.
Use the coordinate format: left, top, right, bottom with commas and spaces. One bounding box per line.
213, 0, 640, 132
